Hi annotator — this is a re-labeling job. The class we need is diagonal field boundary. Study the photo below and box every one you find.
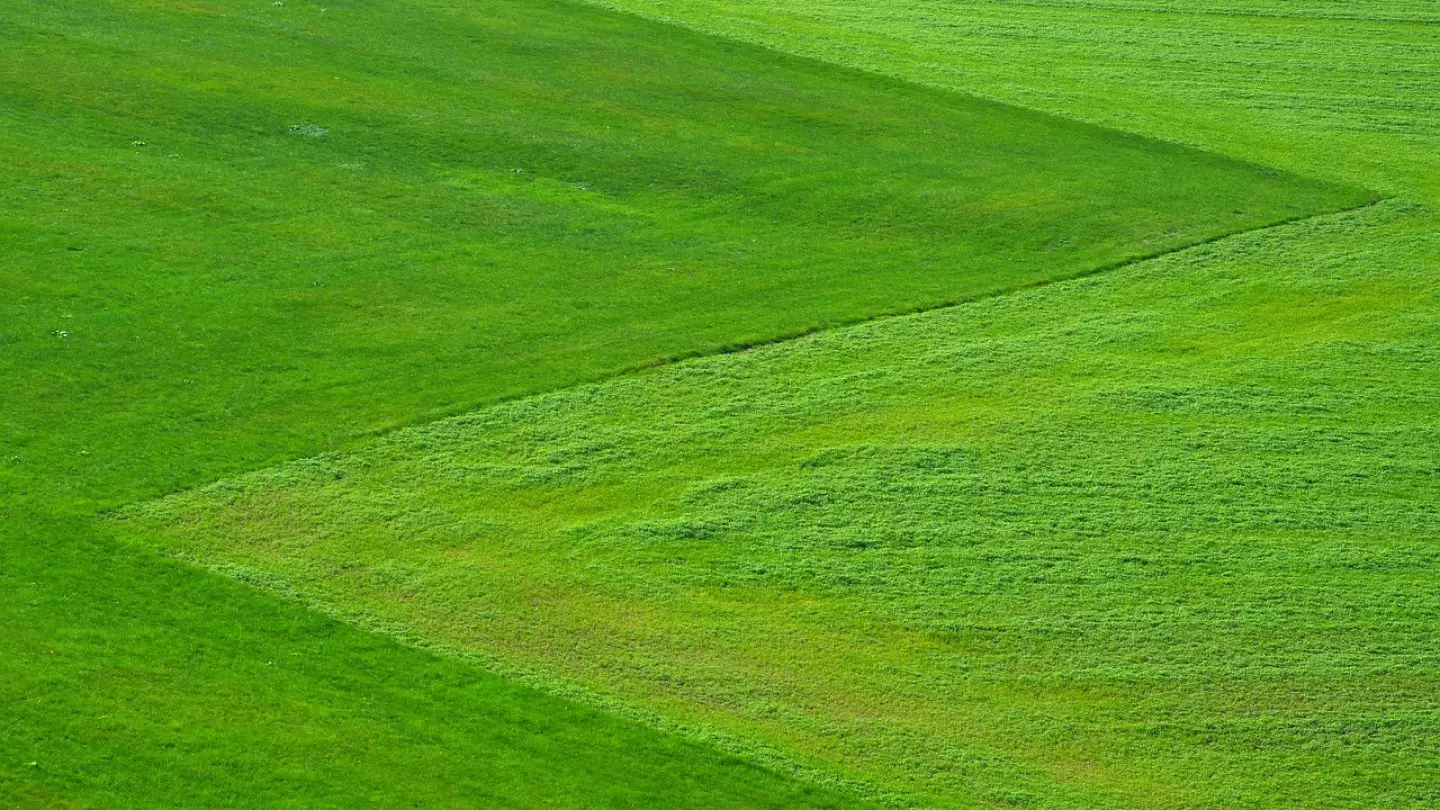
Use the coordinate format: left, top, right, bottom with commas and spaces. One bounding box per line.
113, 195, 1392, 809
327, 192, 1383, 453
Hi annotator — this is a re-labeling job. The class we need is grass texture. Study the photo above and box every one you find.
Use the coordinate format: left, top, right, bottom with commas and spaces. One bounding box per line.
1, 0, 1348, 497
118, 0, 1440, 806
127, 199, 1440, 809
3, 0, 1427, 807
8, 0, 1356, 804
584, 0, 1440, 202
2, 512, 873, 810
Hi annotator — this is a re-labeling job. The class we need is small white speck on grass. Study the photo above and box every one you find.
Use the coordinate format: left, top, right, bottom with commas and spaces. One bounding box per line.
52, 330, 70, 338
131, 140, 146, 147
288, 123, 328, 137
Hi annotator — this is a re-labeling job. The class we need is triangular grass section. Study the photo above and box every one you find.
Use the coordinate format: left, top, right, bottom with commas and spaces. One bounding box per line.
124, 200, 1440, 809
2, 514, 880, 809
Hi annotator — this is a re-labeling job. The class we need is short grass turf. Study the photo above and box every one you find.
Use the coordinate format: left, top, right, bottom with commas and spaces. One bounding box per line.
584, 0, 1440, 202
1, 517, 871, 810
0, 0, 1366, 805
1, 0, 1417, 808
3, 0, 1360, 484
115, 0, 1440, 807
126, 200, 1440, 809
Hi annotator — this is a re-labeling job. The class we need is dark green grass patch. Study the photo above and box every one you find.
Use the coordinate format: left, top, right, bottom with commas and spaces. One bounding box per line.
1, 0, 1364, 502
126, 201, 1440, 809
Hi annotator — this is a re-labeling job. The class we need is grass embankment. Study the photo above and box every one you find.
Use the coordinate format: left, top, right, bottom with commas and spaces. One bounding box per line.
2, 0, 1362, 805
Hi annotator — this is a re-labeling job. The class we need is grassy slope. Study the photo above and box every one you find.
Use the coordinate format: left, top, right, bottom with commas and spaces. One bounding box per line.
125, 0, 1440, 807
0, 0, 1353, 805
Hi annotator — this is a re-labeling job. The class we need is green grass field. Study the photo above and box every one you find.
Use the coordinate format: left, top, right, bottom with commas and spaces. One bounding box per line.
126, 199, 1440, 808
6, 0, 1349, 485
5, 0, 1436, 807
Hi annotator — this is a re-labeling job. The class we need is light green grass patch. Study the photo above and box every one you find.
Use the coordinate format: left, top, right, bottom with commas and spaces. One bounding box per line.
125, 200, 1440, 809
581, 0, 1440, 201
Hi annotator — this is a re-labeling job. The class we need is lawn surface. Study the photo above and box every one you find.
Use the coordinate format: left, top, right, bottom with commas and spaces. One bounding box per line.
119, 0, 1440, 807
586, 0, 1440, 200
7, 0, 1353, 804
4, 0, 1429, 807
3, 0, 1346, 488
129, 199, 1440, 808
